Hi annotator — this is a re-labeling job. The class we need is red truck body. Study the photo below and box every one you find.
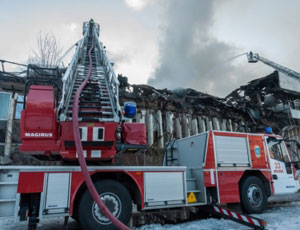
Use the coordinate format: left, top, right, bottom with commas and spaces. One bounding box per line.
20, 85, 146, 161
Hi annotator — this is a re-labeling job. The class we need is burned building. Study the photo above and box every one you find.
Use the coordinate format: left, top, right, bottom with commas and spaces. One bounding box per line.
118, 71, 300, 148
226, 70, 300, 138
1, 64, 300, 165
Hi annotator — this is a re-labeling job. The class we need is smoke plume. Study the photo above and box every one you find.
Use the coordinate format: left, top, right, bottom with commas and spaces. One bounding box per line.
148, 0, 250, 97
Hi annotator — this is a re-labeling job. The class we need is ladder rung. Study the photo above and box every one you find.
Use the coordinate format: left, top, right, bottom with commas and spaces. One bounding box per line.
79, 117, 115, 122
80, 105, 111, 109
0, 198, 16, 202
71, 96, 110, 100
80, 93, 109, 96
0, 182, 18, 185
68, 110, 113, 115
187, 190, 201, 193
78, 111, 113, 115
78, 100, 111, 104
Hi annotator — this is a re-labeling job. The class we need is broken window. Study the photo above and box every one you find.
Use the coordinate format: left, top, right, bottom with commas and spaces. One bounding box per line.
0, 92, 11, 120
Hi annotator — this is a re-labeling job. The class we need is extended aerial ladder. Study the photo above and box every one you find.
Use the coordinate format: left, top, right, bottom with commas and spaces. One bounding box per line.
247, 51, 300, 80
58, 21, 121, 123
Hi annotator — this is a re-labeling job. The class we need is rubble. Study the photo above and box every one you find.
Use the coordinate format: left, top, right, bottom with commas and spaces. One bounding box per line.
226, 71, 300, 133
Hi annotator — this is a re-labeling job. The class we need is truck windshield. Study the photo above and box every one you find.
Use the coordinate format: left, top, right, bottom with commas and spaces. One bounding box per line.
268, 139, 290, 163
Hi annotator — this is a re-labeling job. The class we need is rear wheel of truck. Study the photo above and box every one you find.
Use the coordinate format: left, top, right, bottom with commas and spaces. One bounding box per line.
78, 179, 132, 230
240, 176, 267, 214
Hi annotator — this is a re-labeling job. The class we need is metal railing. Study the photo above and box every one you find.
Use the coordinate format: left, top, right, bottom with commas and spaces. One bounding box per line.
58, 32, 87, 121
93, 28, 121, 122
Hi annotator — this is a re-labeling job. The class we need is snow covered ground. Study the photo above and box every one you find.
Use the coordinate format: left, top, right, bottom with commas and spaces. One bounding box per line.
135, 202, 300, 230
1, 202, 300, 230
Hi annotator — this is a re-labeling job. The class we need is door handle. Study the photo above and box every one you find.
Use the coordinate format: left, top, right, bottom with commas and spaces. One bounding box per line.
272, 174, 278, 180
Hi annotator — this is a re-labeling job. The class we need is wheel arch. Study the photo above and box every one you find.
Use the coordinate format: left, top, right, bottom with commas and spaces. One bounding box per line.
72, 171, 143, 220
239, 170, 271, 197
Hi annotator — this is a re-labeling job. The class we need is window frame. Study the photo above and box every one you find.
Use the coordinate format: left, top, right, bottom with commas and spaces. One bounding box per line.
280, 141, 292, 163
268, 140, 291, 163
14, 94, 24, 120
0, 92, 11, 121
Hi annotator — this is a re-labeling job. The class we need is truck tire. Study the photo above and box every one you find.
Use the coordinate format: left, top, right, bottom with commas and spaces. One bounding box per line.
240, 176, 267, 214
78, 179, 132, 230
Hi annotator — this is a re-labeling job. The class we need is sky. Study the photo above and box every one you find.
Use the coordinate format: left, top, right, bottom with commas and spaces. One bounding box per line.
1, 0, 300, 97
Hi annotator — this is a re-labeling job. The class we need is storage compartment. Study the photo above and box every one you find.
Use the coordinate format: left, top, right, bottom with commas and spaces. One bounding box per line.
0, 169, 19, 218
43, 173, 71, 214
144, 172, 185, 207
215, 135, 250, 166
122, 123, 146, 145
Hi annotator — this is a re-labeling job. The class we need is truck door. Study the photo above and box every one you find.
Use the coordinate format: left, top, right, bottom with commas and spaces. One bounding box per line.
266, 138, 299, 194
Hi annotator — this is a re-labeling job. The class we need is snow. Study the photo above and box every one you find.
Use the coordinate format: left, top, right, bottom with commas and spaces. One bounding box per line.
135, 202, 300, 230
1, 202, 300, 230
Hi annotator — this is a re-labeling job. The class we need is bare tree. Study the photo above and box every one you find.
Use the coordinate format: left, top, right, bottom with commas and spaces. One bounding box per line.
29, 32, 63, 68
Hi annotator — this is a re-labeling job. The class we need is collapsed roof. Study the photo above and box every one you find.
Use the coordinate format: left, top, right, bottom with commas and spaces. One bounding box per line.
226, 71, 300, 132
119, 71, 300, 134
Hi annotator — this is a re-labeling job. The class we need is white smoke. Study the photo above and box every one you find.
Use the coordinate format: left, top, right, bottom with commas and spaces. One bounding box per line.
124, 0, 151, 11
148, 0, 254, 97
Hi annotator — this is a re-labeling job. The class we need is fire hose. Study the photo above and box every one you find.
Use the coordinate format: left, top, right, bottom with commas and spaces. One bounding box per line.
72, 36, 130, 230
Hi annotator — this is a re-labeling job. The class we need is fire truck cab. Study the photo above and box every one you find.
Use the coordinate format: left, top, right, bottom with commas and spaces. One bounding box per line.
165, 130, 300, 214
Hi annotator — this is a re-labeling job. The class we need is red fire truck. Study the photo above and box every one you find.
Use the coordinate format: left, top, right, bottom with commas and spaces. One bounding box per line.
1, 130, 298, 230
164, 131, 300, 213
0, 20, 298, 230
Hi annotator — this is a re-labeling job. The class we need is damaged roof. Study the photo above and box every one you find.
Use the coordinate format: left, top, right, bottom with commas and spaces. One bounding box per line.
1, 67, 300, 134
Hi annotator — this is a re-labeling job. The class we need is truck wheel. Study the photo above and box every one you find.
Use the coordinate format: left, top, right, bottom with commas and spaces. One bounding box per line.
240, 176, 267, 214
78, 179, 132, 230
